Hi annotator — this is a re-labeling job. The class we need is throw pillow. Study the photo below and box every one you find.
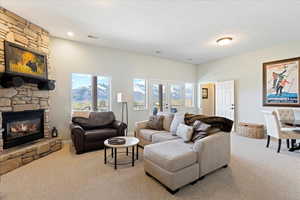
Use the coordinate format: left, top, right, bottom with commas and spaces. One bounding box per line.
176, 123, 194, 142
193, 120, 211, 132
170, 113, 185, 135
146, 115, 164, 130
157, 112, 174, 131
191, 128, 221, 142
191, 120, 221, 142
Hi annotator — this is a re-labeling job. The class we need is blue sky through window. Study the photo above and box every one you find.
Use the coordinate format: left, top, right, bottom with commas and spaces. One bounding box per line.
72, 73, 91, 89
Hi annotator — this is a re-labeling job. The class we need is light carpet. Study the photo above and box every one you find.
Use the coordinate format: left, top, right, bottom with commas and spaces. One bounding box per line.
1, 134, 300, 200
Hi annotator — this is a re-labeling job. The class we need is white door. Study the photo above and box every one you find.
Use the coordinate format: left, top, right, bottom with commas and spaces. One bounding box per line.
149, 80, 170, 113
215, 80, 235, 121
149, 80, 185, 113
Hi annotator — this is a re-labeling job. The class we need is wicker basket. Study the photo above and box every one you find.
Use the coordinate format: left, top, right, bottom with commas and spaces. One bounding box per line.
237, 122, 265, 139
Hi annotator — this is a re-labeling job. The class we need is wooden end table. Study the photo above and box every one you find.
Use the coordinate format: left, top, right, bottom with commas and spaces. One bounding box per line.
104, 136, 139, 170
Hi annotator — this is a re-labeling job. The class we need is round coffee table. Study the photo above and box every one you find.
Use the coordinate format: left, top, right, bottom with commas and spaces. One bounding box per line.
104, 136, 139, 170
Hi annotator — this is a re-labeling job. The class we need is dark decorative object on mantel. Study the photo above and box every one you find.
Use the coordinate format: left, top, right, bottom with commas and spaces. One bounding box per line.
0, 41, 55, 90
51, 127, 58, 137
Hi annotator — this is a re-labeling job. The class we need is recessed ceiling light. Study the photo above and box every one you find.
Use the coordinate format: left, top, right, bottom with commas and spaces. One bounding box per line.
67, 32, 74, 37
216, 37, 233, 46
88, 35, 99, 39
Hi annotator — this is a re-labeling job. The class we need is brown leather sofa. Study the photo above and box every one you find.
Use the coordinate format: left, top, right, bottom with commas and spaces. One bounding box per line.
70, 111, 127, 154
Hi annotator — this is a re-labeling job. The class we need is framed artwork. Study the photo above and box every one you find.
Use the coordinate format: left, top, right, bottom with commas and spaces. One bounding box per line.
202, 88, 208, 99
4, 41, 48, 79
263, 57, 300, 107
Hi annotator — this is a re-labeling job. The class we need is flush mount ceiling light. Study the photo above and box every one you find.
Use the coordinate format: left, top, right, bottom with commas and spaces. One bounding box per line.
67, 32, 74, 37
155, 50, 161, 54
216, 37, 233, 46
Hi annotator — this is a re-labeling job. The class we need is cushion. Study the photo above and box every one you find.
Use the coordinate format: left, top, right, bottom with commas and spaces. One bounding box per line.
191, 120, 220, 142
176, 123, 194, 142
170, 113, 185, 134
72, 117, 93, 130
144, 140, 197, 172
72, 111, 115, 130
85, 128, 117, 142
191, 128, 220, 142
152, 132, 180, 143
146, 115, 164, 130
139, 129, 168, 142
193, 120, 211, 132
157, 112, 174, 131
89, 111, 115, 126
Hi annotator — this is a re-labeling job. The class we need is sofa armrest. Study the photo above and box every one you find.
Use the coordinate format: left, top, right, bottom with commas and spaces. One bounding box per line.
70, 123, 85, 154
134, 120, 149, 137
193, 132, 231, 177
112, 120, 127, 136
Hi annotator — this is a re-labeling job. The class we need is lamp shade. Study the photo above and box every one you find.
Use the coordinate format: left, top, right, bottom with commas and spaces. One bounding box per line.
117, 92, 127, 103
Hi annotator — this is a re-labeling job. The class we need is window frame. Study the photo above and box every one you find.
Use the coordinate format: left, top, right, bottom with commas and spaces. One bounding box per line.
184, 82, 195, 108
71, 73, 93, 112
133, 78, 148, 111
169, 82, 185, 111
71, 73, 112, 113
97, 76, 112, 112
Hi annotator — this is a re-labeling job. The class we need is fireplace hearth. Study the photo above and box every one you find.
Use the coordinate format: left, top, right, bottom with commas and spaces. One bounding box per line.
2, 109, 44, 149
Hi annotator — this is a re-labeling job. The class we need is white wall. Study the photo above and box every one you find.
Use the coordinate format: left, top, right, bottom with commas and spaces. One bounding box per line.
197, 40, 300, 125
49, 37, 197, 139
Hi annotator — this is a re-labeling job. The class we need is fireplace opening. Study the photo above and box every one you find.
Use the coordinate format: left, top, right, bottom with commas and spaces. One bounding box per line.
2, 109, 44, 149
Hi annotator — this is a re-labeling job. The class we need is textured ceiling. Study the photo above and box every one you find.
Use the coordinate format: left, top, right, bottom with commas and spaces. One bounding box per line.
2, 0, 300, 64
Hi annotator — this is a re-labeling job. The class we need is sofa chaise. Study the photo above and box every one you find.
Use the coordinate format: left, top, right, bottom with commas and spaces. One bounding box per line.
134, 113, 231, 194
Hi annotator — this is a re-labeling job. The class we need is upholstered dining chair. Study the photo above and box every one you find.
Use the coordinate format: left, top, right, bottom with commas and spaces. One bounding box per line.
275, 109, 295, 148
262, 111, 300, 153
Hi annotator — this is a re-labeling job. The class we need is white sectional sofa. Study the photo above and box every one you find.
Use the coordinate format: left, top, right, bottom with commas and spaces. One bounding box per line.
134, 116, 231, 194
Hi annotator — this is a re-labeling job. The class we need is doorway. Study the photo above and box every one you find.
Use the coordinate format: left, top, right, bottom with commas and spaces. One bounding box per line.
149, 80, 185, 114
199, 83, 215, 116
199, 80, 235, 122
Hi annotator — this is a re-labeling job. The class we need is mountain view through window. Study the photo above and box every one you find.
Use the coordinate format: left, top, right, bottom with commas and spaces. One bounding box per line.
133, 79, 146, 110
72, 73, 111, 111
72, 73, 92, 111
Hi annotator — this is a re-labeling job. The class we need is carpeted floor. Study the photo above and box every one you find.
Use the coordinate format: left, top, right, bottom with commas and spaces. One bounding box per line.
1, 134, 300, 200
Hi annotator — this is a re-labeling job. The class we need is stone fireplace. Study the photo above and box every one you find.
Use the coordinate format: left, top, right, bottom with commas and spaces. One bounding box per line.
0, 8, 62, 175
0, 7, 53, 151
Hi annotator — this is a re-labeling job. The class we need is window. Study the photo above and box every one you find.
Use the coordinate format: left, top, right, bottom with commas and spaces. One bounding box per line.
71, 73, 111, 112
97, 76, 111, 112
71, 73, 92, 111
150, 83, 166, 111
133, 79, 147, 110
185, 83, 194, 107
170, 84, 184, 111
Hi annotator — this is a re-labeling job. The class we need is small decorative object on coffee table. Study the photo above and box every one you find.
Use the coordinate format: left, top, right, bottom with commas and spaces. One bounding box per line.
104, 136, 139, 170
108, 137, 126, 145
